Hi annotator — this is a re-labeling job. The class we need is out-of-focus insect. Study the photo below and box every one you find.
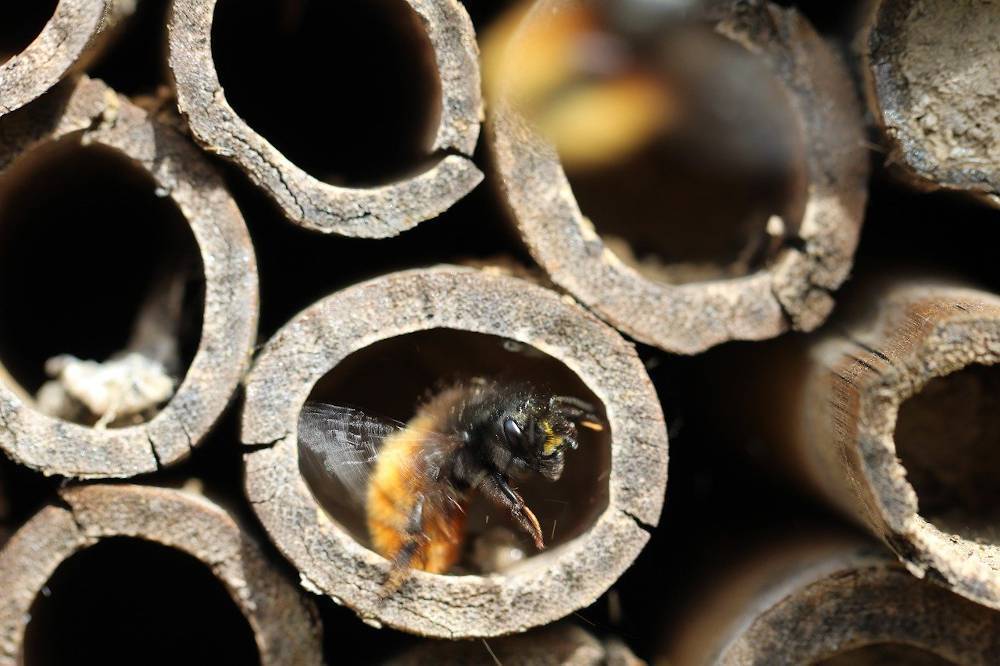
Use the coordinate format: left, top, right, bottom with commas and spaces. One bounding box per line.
298, 380, 603, 588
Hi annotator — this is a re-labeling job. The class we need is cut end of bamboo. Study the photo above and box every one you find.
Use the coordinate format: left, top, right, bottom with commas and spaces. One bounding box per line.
241, 266, 668, 638
488, 0, 868, 354
860, 0, 1000, 208
0, 76, 258, 479
661, 533, 1000, 664
0, 484, 322, 665
168, 0, 485, 238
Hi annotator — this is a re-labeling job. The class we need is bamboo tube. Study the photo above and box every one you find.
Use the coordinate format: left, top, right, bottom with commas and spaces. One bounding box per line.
387, 623, 644, 665
660, 532, 1000, 665
0, 76, 258, 478
0, 483, 322, 665
488, 0, 868, 354
167, 0, 484, 238
0, 0, 135, 118
738, 277, 1000, 611
858, 0, 999, 209
241, 265, 668, 638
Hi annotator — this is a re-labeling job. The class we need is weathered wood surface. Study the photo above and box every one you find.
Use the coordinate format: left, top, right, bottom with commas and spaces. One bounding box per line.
168, 0, 484, 237
662, 533, 1000, 665
859, 0, 1000, 208
241, 266, 668, 637
0, 0, 136, 118
489, 0, 868, 354
0, 484, 322, 666
0, 76, 258, 478
744, 278, 1000, 611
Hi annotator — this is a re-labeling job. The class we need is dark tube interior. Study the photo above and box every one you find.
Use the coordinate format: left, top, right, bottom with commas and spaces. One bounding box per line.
212, 0, 443, 187
299, 329, 611, 575
815, 642, 957, 666
22, 537, 261, 666
894, 363, 1000, 545
0, 135, 204, 426
0, 0, 57, 64
567, 26, 805, 285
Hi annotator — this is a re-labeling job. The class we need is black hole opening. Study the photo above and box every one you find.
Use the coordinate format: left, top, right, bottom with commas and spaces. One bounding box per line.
0, 135, 205, 427
814, 643, 957, 666
0, 0, 57, 64
566, 27, 805, 285
298, 329, 611, 575
895, 363, 1000, 544
212, 0, 442, 187
22, 537, 261, 666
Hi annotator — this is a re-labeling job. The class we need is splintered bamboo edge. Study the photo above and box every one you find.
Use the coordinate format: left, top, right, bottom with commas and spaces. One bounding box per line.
0, 0, 131, 119
0, 484, 322, 665
167, 0, 485, 238
663, 534, 1000, 664
859, 0, 1000, 209
0, 75, 259, 478
783, 279, 1000, 611
240, 266, 668, 638
489, 0, 868, 354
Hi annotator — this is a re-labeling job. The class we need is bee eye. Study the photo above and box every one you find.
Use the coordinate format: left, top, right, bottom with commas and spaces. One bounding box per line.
503, 417, 523, 445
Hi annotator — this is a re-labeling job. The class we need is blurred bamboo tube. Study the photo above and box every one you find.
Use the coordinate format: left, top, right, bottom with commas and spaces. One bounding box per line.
386, 623, 644, 665
0, 484, 322, 665
0, 76, 258, 478
660, 533, 1000, 665
858, 0, 1000, 208
488, 0, 868, 354
0, 0, 135, 118
167, 0, 484, 238
241, 265, 667, 638
745, 278, 1000, 611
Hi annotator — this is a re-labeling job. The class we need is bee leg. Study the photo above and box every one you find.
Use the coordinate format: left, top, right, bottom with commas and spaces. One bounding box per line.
383, 497, 425, 595
480, 472, 545, 550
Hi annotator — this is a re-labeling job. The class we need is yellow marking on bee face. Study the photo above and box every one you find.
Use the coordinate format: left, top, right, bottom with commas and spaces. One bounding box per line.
540, 420, 563, 455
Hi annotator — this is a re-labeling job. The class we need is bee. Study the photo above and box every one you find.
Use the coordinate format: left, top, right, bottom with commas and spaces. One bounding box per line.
298, 379, 603, 587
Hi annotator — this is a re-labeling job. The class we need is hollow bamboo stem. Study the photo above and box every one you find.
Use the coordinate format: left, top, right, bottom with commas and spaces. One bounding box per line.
489, 0, 868, 354
167, 0, 484, 238
0, 76, 258, 478
0, 483, 322, 665
858, 0, 1000, 208
0, 0, 135, 118
240, 265, 668, 637
661, 532, 1000, 664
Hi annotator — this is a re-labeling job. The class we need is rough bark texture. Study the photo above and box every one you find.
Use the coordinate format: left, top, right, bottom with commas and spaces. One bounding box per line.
747, 278, 1000, 611
0, 76, 258, 478
0, 484, 322, 665
241, 266, 668, 638
167, 0, 484, 238
0, 0, 133, 118
489, 0, 868, 354
859, 0, 1000, 208
386, 623, 643, 665
662, 534, 1000, 665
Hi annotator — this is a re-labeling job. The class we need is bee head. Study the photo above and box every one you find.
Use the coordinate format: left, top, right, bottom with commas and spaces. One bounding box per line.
499, 394, 603, 482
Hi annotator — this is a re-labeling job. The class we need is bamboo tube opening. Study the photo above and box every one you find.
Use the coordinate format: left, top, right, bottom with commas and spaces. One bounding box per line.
816, 643, 957, 666
300, 329, 611, 574
0, 0, 58, 64
0, 485, 322, 665
21, 537, 261, 666
242, 266, 667, 637
0, 76, 257, 478
489, 0, 868, 353
568, 26, 805, 285
212, 0, 442, 187
169, 0, 484, 237
0, 134, 204, 427
860, 0, 1000, 208
895, 363, 1000, 546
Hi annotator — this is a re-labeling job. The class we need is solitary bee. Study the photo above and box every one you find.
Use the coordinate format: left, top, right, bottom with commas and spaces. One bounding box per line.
298, 380, 603, 586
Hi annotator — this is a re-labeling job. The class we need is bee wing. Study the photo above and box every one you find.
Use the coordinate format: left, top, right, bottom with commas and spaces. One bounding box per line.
298, 402, 406, 504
